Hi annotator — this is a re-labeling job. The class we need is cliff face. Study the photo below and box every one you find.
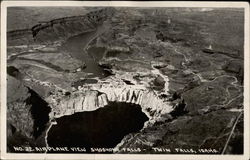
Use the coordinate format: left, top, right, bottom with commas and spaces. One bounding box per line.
7, 75, 33, 138
47, 84, 173, 121
7, 75, 51, 151
7, 8, 114, 45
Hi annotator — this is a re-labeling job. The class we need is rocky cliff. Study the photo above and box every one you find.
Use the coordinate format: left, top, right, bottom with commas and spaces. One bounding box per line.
7, 8, 114, 45
47, 84, 173, 122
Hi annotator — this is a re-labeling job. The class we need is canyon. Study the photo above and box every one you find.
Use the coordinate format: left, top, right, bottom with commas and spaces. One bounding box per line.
6, 7, 244, 154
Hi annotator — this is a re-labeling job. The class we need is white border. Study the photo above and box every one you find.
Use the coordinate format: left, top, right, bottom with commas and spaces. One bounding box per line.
1, 1, 249, 160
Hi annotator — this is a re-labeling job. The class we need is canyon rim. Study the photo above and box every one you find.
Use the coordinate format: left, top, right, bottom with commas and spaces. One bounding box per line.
1, 1, 249, 160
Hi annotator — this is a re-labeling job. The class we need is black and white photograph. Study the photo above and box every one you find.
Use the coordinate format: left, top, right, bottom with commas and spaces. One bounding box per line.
1, 1, 249, 160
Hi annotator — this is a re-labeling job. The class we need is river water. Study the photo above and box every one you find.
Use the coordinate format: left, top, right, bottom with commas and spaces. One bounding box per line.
61, 30, 109, 79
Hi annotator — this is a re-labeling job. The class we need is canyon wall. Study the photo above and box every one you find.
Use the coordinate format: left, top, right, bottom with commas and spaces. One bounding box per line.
7, 75, 51, 143
47, 85, 173, 120
7, 8, 114, 45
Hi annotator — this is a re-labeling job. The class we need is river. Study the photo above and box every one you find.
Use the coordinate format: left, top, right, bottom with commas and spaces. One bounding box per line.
61, 30, 108, 78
